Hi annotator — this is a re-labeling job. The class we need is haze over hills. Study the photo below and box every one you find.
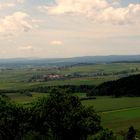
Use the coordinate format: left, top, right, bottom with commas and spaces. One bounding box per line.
0, 55, 140, 68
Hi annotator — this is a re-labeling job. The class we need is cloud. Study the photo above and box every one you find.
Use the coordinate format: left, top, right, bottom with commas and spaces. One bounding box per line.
18, 45, 33, 50
50, 40, 63, 45
39, 0, 140, 25
0, 12, 33, 35
0, 3, 15, 9
98, 4, 140, 24
16, 0, 24, 4
39, 0, 108, 14
110, 0, 121, 6
0, 0, 24, 10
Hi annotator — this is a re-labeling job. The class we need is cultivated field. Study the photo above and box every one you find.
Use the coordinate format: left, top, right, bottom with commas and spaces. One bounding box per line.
1, 63, 140, 133
0, 63, 140, 90
82, 96, 140, 132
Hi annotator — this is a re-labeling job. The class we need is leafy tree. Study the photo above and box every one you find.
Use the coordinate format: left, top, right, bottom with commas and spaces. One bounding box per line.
0, 88, 102, 140
87, 129, 117, 140
30, 88, 101, 140
0, 97, 30, 140
125, 126, 136, 140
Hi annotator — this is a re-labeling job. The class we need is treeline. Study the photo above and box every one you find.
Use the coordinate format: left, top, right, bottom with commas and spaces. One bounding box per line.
30, 85, 96, 93
1, 74, 140, 98
94, 74, 140, 97
30, 74, 140, 97
0, 85, 96, 95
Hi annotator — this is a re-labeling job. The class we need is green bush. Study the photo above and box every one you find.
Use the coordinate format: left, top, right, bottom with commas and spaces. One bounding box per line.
87, 129, 117, 140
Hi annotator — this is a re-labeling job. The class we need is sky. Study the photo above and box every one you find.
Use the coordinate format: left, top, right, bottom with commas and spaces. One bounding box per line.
0, 0, 140, 58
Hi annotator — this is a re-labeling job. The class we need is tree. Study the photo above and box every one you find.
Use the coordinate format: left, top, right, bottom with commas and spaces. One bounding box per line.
87, 129, 117, 140
125, 126, 136, 140
0, 97, 30, 140
0, 88, 102, 140
31, 88, 102, 140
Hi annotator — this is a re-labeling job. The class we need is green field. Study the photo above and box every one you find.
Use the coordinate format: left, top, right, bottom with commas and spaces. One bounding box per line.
0, 76, 118, 90
1, 63, 140, 133
0, 63, 140, 90
82, 96, 140, 112
101, 108, 140, 132
5, 92, 49, 103
82, 96, 140, 132
56, 63, 140, 75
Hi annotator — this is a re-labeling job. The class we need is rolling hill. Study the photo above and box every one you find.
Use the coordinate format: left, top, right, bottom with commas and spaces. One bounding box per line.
1, 55, 140, 68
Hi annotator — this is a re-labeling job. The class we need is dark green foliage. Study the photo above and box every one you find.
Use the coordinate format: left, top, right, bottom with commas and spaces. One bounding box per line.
80, 97, 96, 101
0, 94, 11, 100
20, 91, 32, 97
0, 85, 96, 95
30, 85, 96, 94
87, 129, 117, 140
95, 74, 140, 97
125, 126, 136, 140
30, 88, 101, 140
0, 89, 101, 140
22, 131, 50, 140
0, 98, 30, 140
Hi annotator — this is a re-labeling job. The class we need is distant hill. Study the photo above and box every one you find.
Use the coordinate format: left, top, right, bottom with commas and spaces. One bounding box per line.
1, 55, 140, 68
96, 74, 140, 97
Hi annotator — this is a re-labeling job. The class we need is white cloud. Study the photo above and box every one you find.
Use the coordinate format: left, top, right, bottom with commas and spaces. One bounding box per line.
0, 12, 33, 35
39, 0, 108, 15
98, 4, 140, 25
18, 45, 33, 50
50, 40, 63, 45
110, 0, 121, 6
0, 3, 15, 9
39, 0, 140, 25
16, 0, 24, 4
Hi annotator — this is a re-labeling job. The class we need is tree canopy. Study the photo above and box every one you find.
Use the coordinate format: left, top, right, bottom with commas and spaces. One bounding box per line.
0, 88, 102, 140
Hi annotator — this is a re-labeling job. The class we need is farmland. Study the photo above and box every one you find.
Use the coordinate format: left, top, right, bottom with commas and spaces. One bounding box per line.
82, 96, 140, 132
0, 62, 140, 90
1, 62, 140, 135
